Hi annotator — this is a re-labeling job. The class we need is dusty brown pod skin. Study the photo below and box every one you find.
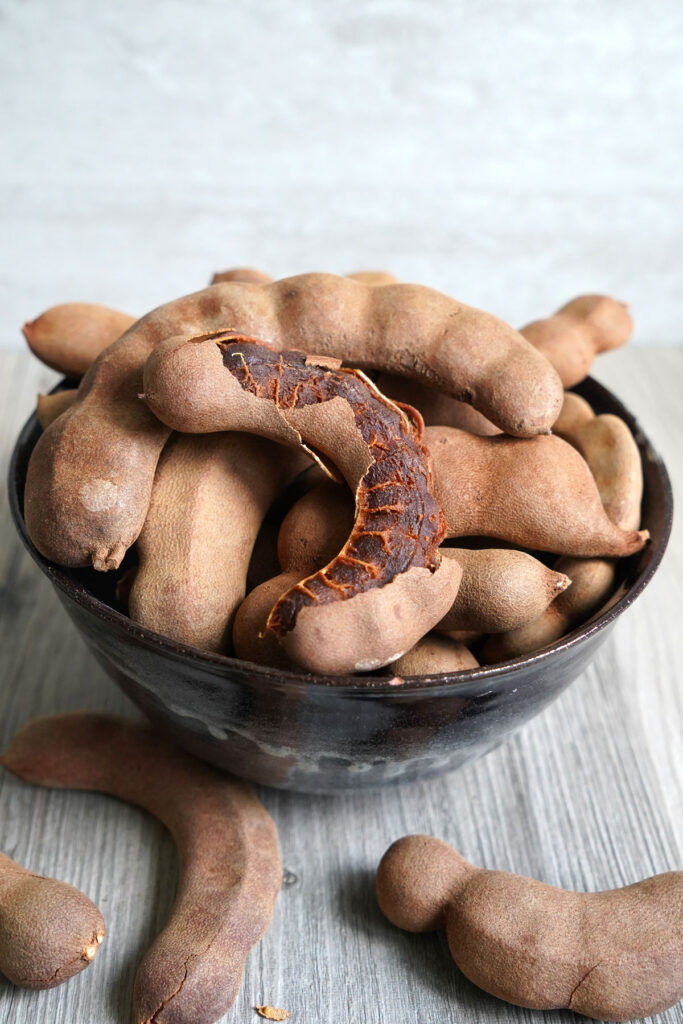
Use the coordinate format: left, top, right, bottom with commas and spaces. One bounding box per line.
427, 425, 647, 557
23, 302, 136, 377
25, 273, 562, 571
1, 713, 282, 1024
144, 333, 460, 674
388, 635, 479, 675
129, 433, 309, 652
376, 834, 683, 1021
521, 295, 632, 388
437, 548, 570, 633
36, 389, 78, 429
482, 409, 643, 663
210, 267, 274, 285
376, 372, 502, 436
277, 478, 354, 575
0, 851, 104, 990
233, 572, 301, 670
346, 270, 398, 286
553, 391, 595, 438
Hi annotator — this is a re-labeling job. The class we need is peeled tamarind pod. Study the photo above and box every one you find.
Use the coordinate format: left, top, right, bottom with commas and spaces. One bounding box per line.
129, 433, 309, 651
426, 426, 648, 557
1, 713, 282, 1024
521, 295, 632, 388
437, 548, 570, 633
553, 391, 595, 438
210, 267, 274, 285
0, 850, 105, 989
23, 303, 136, 377
388, 635, 479, 675
376, 835, 683, 1021
233, 572, 301, 669
144, 333, 461, 674
25, 274, 562, 573
36, 388, 78, 429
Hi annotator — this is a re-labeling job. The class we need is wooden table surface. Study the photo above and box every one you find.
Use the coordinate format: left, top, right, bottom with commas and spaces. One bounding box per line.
0, 348, 681, 1024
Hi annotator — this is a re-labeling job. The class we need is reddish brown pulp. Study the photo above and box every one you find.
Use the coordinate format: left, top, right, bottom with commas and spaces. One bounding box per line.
219, 337, 446, 634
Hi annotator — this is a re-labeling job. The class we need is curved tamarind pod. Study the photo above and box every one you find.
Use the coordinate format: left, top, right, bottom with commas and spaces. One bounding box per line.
388, 636, 479, 675
25, 274, 562, 572
553, 391, 595, 438
36, 389, 78, 429
278, 482, 570, 634
144, 333, 460, 674
521, 295, 632, 388
376, 835, 683, 1021
376, 372, 502, 435
481, 410, 643, 662
129, 433, 308, 652
0, 851, 104, 989
210, 267, 274, 285
427, 426, 648, 557
23, 303, 136, 377
233, 572, 301, 670
437, 549, 570, 633
1, 713, 282, 1024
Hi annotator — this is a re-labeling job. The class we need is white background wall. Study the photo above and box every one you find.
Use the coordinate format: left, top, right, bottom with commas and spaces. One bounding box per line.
2, 0, 682, 346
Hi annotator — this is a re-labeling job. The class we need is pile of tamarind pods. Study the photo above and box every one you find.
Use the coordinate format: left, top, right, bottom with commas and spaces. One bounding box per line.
23, 267, 648, 676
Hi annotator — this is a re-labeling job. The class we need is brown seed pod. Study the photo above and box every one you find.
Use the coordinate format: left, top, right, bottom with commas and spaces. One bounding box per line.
346, 270, 398, 286
36, 389, 78, 429
376, 835, 683, 1021
553, 391, 595, 439
427, 425, 647, 557
233, 572, 302, 670
375, 373, 502, 435
128, 433, 308, 651
1, 713, 282, 1024
23, 303, 136, 377
210, 268, 274, 285
143, 333, 460, 674
388, 635, 479, 675
481, 410, 643, 663
437, 548, 570, 633
24, 274, 562, 571
277, 478, 354, 575
0, 851, 104, 990
521, 295, 632, 388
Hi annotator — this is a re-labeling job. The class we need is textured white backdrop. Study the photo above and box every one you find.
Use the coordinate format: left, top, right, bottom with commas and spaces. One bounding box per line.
1, 0, 682, 346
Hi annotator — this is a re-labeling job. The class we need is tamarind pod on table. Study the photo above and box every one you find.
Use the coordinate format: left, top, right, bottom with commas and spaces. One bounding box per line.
0, 851, 104, 989
1, 713, 282, 1024
376, 834, 683, 1021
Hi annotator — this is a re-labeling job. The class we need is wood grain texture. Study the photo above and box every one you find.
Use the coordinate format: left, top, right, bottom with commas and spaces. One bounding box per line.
0, 348, 681, 1023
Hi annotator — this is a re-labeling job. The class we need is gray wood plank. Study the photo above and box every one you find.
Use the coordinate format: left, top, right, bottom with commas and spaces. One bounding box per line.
0, 349, 681, 1023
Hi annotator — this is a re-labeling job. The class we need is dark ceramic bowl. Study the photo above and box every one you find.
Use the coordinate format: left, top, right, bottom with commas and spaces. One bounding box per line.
8, 378, 672, 792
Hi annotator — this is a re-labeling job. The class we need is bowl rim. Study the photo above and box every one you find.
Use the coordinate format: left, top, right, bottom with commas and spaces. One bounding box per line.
8, 374, 673, 697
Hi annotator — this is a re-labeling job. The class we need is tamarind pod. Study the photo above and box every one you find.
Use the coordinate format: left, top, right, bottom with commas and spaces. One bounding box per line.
437, 549, 570, 633
129, 433, 309, 652
23, 303, 136, 377
210, 268, 274, 285
426, 426, 648, 557
143, 333, 460, 674
376, 372, 502, 435
233, 573, 302, 669
376, 835, 683, 1021
346, 270, 398, 286
1, 713, 282, 1024
0, 851, 104, 989
553, 391, 595, 438
388, 635, 479, 675
481, 410, 643, 662
24, 274, 562, 573
277, 478, 354, 575
36, 389, 78, 429
521, 295, 632, 388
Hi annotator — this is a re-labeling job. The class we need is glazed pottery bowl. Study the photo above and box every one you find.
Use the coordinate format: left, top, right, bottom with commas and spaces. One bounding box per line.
8, 377, 672, 792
